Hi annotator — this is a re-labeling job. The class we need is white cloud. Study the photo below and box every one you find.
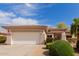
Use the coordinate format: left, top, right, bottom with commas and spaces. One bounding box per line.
0, 10, 16, 18
25, 3, 55, 9
10, 4, 54, 17
0, 10, 39, 25
12, 17, 39, 25
11, 4, 37, 16
0, 10, 16, 25
25, 3, 37, 9
25, 3, 33, 8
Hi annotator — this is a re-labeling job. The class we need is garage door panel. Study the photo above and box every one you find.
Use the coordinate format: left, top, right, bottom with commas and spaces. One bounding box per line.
13, 41, 36, 44
12, 32, 41, 44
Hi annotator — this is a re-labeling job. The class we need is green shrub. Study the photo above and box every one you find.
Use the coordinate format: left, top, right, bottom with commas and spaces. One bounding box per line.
46, 42, 53, 49
49, 40, 74, 56
45, 37, 53, 43
76, 40, 79, 49
0, 36, 6, 43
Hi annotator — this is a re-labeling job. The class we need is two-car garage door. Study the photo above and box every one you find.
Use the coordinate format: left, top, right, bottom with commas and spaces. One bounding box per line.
12, 32, 41, 44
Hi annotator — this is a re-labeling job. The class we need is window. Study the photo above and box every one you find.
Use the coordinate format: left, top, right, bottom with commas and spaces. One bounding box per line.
47, 35, 52, 38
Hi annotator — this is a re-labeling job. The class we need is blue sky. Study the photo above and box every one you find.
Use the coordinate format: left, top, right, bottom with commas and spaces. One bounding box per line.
0, 3, 79, 27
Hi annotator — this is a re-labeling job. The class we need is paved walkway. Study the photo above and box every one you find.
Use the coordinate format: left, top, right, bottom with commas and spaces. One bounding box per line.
0, 45, 48, 56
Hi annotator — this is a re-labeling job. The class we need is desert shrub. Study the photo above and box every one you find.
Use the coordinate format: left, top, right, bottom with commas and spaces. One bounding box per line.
46, 42, 53, 49
0, 36, 6, 43
76, 40, 79, 49
49, 40, 74, 56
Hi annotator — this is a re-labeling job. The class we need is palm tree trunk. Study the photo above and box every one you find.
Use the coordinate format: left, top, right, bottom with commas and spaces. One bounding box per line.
76, 26, 78, 38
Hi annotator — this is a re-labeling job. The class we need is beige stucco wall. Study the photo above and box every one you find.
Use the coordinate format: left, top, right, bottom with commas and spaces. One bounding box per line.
61, 32, 66, 40
38, 30, 47, 44
5, 35, 12, 44
42, 31, 47, 43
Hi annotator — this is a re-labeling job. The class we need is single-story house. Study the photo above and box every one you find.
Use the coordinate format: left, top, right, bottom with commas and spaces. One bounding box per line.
2, 25, 68, 45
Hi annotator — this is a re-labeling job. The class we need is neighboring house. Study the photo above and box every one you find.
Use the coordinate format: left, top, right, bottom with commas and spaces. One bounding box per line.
2, 25, 68, 45
0, 32, 8, 36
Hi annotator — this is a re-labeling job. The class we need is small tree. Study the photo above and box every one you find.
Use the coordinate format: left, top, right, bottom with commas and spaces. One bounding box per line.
57, 22, 68, 29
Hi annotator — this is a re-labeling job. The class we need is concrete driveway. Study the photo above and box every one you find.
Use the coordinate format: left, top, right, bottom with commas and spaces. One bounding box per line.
0, 45, 48, 56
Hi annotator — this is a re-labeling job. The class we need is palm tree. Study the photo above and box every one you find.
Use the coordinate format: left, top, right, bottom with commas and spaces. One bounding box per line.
71, 18, 79, 38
